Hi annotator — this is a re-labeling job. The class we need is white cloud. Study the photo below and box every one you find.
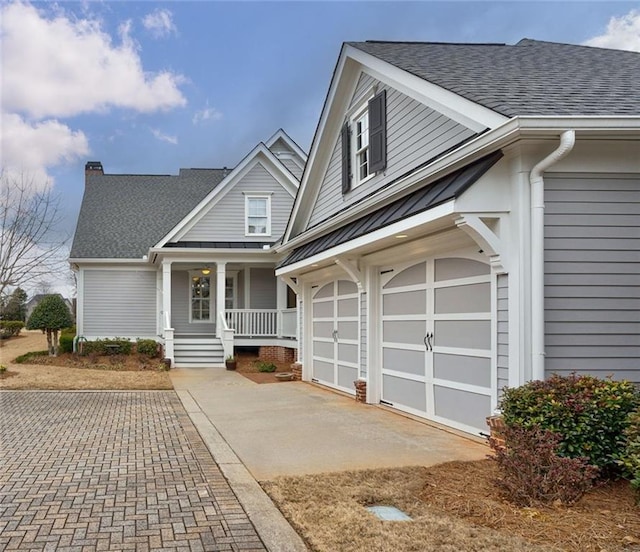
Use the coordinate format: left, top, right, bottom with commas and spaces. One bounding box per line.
142, 8, 177, 39
1, 2, 187, 119
0, 112, 89, 187
151, 128, 178, 145
0, 2, 187, 184
192, 106, 223, 125
584, 9, 640, 52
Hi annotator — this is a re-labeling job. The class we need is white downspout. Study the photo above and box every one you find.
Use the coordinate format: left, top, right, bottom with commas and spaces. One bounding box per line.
530, 130, 575, 381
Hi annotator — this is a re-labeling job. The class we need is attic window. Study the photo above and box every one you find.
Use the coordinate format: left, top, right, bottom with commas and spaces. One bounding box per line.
246, 195, 271, 236
342, 89, 387, 194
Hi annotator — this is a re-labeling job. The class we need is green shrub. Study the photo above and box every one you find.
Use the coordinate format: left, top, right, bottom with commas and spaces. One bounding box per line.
14, 350, 48, 363
489, 424, 599, 506
0, 320, 25, 338
82, 338, 133, 356
500, 373, 640, 475
256, 360, 277, 373
59, 334, 74, 354
617, 409, 640, 502
136, 339, 159, 358
0, 365, 7, 373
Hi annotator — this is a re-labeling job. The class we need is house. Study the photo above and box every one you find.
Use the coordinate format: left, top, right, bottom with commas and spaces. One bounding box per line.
275, 39, 640, 435
70, 130, 306, 367
26, 294, 74, 322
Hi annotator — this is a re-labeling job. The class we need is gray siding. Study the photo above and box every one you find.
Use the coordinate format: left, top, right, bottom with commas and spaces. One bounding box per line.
83, 269, 156, 337
360, 292, 367, 378
281, 157, 303, 179
171, 271, 215, 335
497, 274, 509, 393
249, 267, 277, 309
306, 73, 476, 228
269, 138, 304, 179
182, 162, 294, 242
544, 174, 640, 382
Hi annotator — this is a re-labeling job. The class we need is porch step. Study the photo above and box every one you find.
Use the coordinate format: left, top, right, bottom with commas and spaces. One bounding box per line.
174, 337, 224, 367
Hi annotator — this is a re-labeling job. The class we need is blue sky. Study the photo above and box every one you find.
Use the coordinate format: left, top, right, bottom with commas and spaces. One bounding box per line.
2, 1, 639, 295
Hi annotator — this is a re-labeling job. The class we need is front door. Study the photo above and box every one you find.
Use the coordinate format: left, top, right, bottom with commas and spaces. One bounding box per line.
311, 280, 359, 394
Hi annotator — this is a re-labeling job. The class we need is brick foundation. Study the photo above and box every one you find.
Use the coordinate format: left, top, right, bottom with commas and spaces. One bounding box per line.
354, 379, 367, 403
291, 362, 302, 381
486, 415, 506, 449
258, 346, 296, 364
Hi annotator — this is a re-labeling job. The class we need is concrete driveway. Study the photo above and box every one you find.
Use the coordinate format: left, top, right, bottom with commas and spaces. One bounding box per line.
169, 369, 486, 481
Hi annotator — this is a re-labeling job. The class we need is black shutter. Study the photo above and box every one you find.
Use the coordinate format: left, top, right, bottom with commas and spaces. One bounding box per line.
341, 121, 351, 194
368, 90, 387, 173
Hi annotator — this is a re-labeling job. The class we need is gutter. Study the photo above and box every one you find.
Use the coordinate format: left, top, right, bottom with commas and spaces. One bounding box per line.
529, 130, 575, 381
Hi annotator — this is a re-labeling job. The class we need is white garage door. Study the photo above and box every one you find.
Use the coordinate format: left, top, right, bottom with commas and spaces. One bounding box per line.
312, 280, 359, 394
380, 255, 493, 434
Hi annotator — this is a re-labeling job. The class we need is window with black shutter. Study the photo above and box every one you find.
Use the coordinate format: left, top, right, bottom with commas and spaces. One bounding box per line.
342, 89, 387, 194
368, 90, 387, 172
341, 122, 351, 194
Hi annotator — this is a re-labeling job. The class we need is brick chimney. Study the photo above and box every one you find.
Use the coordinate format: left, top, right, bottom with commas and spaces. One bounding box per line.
85, 161, 103, 178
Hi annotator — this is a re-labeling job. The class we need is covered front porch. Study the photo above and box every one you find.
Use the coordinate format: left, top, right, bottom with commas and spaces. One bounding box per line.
156, 256, 297, 366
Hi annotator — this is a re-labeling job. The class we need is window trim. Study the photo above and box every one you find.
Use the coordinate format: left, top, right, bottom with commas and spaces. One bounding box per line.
189, 271, 212, 323
244, 194, 272, 236
342, 88, 386, 194
349, 101, 375, 189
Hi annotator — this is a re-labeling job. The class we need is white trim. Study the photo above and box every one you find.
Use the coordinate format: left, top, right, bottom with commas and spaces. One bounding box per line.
276, 201, 455, 276
245, 194, 272, 237
70, 258, 151, 265
282, 113, 640, 250
490, 271, 499, 410
155, 144, 299, 249
77, 268, 85, 336
265, 128, 308, 163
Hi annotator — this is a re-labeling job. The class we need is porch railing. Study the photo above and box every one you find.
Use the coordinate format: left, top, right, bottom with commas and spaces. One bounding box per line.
280, 308, 297, 338
225, 309, 297, 338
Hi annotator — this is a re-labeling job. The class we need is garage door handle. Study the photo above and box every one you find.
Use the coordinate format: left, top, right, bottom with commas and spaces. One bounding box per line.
424, 332, 433, 351
333, 330, 338, 342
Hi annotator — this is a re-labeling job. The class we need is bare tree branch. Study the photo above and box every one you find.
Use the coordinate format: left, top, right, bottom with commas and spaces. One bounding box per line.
0, 170, 68, 298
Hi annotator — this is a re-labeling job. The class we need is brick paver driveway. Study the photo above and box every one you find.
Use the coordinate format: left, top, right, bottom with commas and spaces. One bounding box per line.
0, 391, 266, 551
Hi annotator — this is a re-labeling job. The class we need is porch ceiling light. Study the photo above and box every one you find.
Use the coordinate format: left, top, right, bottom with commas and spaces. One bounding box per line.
201, 267, 211, 275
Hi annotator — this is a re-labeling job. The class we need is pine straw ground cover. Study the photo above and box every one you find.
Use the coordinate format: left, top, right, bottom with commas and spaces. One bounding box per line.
0, 331, 172, 390
262, 459, 639, 552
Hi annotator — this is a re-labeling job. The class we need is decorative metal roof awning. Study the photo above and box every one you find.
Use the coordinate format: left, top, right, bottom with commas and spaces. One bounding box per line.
279, 150, 503, 268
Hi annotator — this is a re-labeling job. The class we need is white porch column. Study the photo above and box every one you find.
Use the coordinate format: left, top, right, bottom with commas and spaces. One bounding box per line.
216, 262, 226, 338
162, 260, 174, 365
276, 277, 288, 338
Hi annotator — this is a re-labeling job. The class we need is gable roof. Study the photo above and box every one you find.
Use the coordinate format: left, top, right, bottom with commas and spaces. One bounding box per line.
349, 39, 640, 117
70, 169, 227, 259
155, 142, 300, 248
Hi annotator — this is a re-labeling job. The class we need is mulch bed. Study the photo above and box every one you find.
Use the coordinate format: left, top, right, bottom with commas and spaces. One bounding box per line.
20, 352, 164, 371
419, 459, 640, 552
234, 352, 295, 384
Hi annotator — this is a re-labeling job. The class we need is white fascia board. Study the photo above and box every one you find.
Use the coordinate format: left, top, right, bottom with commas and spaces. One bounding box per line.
150, 248, 280, 265
279, 114, 640, 254
283, 45, 356, 243
278, 118, 521, 254
275, 200, 455, 277
155, 145, 299, 249
265, 129, 308, 162
69, 257, 151, 265
345, 45, 507, 132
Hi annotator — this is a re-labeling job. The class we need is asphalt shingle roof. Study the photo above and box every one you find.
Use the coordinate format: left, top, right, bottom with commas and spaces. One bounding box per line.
349, 39, 640, 117
70, 169, 227, 259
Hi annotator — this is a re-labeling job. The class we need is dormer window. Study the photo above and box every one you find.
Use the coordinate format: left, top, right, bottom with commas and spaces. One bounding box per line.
245, 195, 271, 236
342, 89, 387, 194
